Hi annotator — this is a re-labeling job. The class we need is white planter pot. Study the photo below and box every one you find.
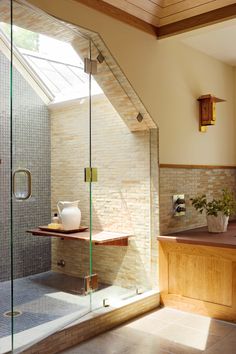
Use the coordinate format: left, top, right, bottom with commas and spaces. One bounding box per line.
207, 213, 229, 233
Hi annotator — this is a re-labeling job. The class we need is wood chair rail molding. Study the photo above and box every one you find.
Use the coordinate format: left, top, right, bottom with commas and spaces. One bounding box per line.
74, 1, 236, 38
159, 164, 236, 169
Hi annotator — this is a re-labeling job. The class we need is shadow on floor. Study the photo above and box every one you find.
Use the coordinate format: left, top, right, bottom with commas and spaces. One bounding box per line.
59, 307, 236, 354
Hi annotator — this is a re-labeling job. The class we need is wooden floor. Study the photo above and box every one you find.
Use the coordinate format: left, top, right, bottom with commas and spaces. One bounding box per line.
60, 307, 236, 354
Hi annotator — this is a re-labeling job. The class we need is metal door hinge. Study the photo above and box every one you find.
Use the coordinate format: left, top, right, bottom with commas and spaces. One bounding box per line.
84, 58, 97, 74
84, 167, 98, 182
84, 274, 98, 294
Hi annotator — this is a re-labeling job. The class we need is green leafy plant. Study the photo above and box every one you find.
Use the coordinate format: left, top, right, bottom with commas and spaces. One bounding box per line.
191, 189, 236, 217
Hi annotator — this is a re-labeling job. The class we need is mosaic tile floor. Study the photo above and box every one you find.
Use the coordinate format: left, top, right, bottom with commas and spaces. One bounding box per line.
0, 271, 135, 340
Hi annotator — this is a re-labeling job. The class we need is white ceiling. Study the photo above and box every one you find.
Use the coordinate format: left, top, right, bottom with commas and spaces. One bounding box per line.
179, 19, 236, 67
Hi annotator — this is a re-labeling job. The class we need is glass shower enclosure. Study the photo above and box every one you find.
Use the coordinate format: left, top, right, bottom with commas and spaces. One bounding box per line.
0, 0, 158, 352
1, 0, 94, 351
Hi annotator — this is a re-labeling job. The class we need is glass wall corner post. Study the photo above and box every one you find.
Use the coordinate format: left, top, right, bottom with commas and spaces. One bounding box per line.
89, 41, 92, 310
88, 39, 93, 310
84, 39, 95, 309
10, 1, 13, 351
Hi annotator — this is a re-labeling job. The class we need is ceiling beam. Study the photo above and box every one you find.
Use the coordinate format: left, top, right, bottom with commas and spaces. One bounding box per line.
158, 3, 236, 38
74, 0, 158, 36
74, 1, 236, 39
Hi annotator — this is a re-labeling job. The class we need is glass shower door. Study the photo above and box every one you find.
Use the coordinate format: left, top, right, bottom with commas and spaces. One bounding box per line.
8, 0, 94, 351
0, 0, 13, 353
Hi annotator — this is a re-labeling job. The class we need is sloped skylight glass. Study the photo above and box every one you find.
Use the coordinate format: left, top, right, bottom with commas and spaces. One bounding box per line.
0, 23, 103, 102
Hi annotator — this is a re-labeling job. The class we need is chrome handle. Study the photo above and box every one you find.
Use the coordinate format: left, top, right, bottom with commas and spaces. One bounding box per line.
13, 168, 32, 200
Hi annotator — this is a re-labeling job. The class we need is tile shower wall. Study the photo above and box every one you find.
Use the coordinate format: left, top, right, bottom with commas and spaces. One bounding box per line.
160, 167, 236, 234
0, 50, 51, 281
50, 94, 158, 290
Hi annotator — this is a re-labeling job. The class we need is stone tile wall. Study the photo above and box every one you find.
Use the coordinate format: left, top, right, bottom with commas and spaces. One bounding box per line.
50, 94, 159, 290
0, 50, 51, 282
160, 167, 236, 234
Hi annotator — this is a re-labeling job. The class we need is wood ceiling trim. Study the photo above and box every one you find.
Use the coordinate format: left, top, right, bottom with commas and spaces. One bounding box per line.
160, 0, 236, 25
130, 0, 164, 6
152, 0, 165, 6
74, 0, 158, 36
126, 0, 162, 12
157, 3, 236, 37
162, 0, 217, 17
160, 164, 236, 169
164, 0, 211, 8
164, 0, 186, 6
74, 0, 236, 38
103, 0, 161, 23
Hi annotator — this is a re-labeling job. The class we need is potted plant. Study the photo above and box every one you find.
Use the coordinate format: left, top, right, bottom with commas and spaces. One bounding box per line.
191, 189, 236, 233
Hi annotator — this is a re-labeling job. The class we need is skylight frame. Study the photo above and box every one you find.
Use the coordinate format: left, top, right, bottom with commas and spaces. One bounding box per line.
21, 49, 90, 98
0, 24, 103, 103
0, 28, 54, 102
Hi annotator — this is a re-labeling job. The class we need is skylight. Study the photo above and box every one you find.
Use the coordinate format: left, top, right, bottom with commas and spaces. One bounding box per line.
0, 23, 103, 103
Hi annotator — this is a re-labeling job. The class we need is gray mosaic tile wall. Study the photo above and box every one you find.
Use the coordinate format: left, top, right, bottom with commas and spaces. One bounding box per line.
0, 50, 51, 282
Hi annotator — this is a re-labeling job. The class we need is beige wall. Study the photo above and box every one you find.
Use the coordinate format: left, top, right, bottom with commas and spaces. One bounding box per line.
27, 0, 236, 165
155, 40, 236, 165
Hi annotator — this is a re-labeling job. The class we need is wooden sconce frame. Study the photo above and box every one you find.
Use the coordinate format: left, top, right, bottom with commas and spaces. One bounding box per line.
197, 94, 225, 132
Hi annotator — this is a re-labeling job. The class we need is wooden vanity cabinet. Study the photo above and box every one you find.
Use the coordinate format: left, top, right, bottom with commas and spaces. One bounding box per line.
158, 228, 236, 322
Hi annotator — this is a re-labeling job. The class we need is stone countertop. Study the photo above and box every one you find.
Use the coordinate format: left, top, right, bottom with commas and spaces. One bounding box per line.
157, 221, 236, 249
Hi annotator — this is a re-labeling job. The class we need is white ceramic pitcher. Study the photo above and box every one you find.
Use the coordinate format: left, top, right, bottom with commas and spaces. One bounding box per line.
57, 200, 81, 230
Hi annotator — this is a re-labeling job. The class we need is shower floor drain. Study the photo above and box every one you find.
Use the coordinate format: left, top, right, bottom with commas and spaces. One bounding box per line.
3, 310, 22, 318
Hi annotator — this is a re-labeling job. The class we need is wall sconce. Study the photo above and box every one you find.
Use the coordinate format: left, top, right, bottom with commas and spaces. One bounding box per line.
197, 94, 225, 132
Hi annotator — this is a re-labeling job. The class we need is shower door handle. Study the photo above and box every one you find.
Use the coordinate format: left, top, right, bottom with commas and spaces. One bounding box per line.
13, 168, 32, 200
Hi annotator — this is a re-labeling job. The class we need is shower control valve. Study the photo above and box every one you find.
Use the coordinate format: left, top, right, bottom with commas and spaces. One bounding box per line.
173, 194, 186, 217
57, 259, 65, 267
